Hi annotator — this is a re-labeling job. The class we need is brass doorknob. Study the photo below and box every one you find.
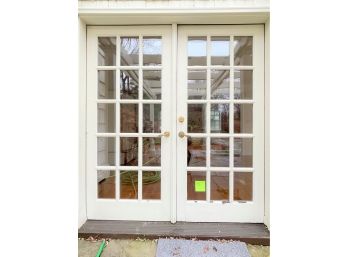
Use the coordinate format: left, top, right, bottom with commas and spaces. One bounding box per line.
158, 131, 170, 138
178, 131, 190, 138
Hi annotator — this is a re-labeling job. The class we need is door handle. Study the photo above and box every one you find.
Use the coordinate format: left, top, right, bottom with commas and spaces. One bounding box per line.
158, 131, 170, 138
178, 131, 190, 138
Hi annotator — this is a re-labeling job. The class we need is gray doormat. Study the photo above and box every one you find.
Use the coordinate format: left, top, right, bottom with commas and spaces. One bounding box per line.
156, 239, 250, 257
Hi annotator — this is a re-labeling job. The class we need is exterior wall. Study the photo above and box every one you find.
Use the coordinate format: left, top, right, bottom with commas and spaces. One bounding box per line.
79, 0, 269, 9
79, 18, 87, 228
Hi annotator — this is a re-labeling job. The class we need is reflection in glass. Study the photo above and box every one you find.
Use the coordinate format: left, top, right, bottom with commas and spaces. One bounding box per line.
188, 70, 206, 99
143, 37, 162, 66
120, 104, 138, 133
234, 172, 253, 201
211, 36, 230, 65
121, 37, 139, 66
234, 36, 253, 66
98, 70, 115, 99
142, 171, 161, 199
234, 70, 252, 99
187, 37, 207, 66
98, 37, 116, 66
188, 104, 206, 133
97, 137, 115, 166
143, 70, 161, 100
120, 137, 138, 166
143, 104, 161, 133
211, 104, 229, 133
234, 138, 253, 167
143, 137, 161, 166
120, 171, 138, 199
98, 104, 115, 133
187, 138, 206, 167
211, 172, 229, 201
98, 170, 115, 199
211, 138, 229, 167
211, 70, 230, 99
187, 171, 206, 200
234, 104, 252, 133
120, 70, 139, 99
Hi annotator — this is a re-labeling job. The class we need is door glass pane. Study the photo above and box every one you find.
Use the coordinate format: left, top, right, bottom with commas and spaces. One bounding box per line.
187, 138, 206, 167
120, 137, 138, 166
143, 70, 161, 100
98, 37, 116, 66
120, 70, 139, 99
234, 70, 252, 99
187, 37, 207, 66
142, 171, 161, 199
143, 37, 162, 66
98, 103, 115, 133
120, 171, 138, 199
234, 172, 253, 201
97, 137, 115, 166
98, 170, 115, 199
234, 104, 252, 133
211, 70, 230, 99
121, 37, 139, 66
188, 70, 206, 100
211, 138, 229, 167
187, 171, 206, 200
120, 104, 138, 133
234, 36, 253, 66
143, 137, 161, 166
234, 138, 253, 167
211, 36, 230, 66
143, 104, 161, 133
211, 172, 229, 201
211, 104, 229, 133
188, 104, 206, 133
98, 70, 115, 99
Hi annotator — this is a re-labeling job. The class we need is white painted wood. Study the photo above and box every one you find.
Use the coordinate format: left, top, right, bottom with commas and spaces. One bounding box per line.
79, 18, 88, 228
86, 25, 172, 220
177, 25, 265, 222
85, 24, 266, 223
264, 17, 270, 229
171, 24, 178, 224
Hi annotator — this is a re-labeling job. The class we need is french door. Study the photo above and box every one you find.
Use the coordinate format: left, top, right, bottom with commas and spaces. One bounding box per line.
86, 26, 173, 220
177, 25, 264, 222
86, 25, 264, 222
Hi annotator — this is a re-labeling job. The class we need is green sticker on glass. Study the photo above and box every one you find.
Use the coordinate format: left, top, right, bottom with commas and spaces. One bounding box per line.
195, 180, 206, 192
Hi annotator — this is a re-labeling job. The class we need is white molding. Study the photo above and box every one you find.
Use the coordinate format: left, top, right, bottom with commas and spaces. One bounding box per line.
78, 18, 88, 228
264, 18, 270, 230
78, 8, 270, 25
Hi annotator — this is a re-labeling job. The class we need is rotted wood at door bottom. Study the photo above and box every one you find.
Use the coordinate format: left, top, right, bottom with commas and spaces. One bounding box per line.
78, 220, 270, 245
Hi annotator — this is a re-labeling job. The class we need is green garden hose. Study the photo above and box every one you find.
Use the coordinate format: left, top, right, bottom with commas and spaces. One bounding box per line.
95, 240, 106, 257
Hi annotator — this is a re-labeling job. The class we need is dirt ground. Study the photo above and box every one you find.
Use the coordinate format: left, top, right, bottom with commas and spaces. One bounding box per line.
78, 238, 270, 257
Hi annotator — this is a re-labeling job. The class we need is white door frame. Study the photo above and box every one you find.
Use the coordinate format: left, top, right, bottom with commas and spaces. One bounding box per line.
85, 24, 265, 223
86, 25, 173, 221
176, 25, 265, 222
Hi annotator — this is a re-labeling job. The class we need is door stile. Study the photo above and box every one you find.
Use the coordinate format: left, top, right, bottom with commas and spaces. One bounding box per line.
171, 24, 178, 224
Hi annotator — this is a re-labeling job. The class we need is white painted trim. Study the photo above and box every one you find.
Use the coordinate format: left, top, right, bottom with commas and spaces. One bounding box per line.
171, 24, 178, 224
78, 18, 87, 228
79, 20, 270, 226
78, 9, 270, 26
264, 18, 270, 229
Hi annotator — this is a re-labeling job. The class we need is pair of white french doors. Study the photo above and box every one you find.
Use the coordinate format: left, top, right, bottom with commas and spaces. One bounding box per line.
86, 25, 264, 222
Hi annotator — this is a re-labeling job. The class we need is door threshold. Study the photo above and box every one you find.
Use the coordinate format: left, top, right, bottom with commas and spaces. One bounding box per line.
78, 220, 270, 245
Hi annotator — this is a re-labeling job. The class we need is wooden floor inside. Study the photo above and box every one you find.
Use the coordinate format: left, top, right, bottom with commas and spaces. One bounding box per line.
78, 220, 270, 245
